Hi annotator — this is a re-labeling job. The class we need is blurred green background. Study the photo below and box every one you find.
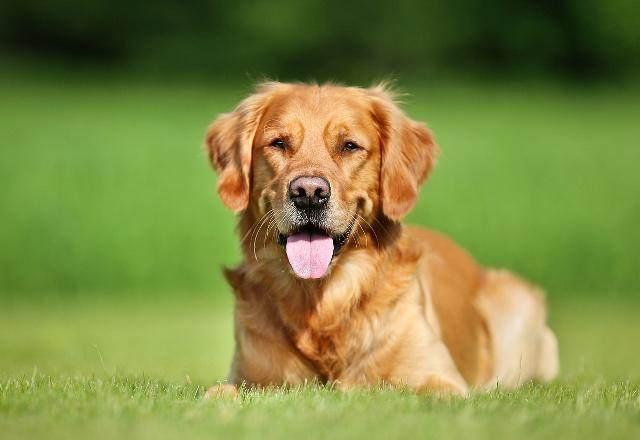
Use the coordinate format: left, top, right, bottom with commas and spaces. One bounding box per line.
1, 0, 640, 297
2, 0, 639, 80
1, 76, 639, 298
1, 2, 640, 439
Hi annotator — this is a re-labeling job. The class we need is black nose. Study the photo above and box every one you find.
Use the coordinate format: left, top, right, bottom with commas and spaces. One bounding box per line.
288, 176, 331, 210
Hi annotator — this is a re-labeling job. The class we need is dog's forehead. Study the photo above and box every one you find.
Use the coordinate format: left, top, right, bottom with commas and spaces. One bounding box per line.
266, 86, 372, 129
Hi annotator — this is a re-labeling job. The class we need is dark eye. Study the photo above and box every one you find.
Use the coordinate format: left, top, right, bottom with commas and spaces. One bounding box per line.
270, 138, 286, 150
342, 141, 361, 152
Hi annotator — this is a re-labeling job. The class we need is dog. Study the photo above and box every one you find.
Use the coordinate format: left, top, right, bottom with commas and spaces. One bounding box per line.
203, 82, 558, 397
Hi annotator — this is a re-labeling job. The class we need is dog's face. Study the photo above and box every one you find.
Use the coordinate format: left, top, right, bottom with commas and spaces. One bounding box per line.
206, 82, 438, 279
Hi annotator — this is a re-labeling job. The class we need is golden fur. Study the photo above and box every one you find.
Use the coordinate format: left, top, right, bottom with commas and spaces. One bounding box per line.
204, 82, 558, 397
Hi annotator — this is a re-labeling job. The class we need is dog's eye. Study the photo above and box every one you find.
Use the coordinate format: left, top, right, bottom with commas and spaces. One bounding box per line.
270, 138, 286, 150
342, 141, 361, 152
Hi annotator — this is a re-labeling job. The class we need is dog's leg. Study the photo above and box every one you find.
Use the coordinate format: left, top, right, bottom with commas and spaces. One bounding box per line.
416, 374, 468, 397
474, 269, 559, 389
374, 317, 470, 397
204, 383, 239, 399
537, 326, 559, 382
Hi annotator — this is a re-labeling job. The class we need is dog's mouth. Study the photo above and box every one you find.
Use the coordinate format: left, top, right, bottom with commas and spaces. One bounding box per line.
277, 223, 353, 279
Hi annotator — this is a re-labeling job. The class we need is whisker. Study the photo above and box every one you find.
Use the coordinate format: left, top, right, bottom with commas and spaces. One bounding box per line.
373, 217, 392, 237
356, 214, 379, 247
352, 214, 362, 248
239, 221, 258, 246
263, 208, 283, 248
240, 209, 273, 246
354, 214, 368, 248
263, 218, 277, 248
252, 210, 274, 261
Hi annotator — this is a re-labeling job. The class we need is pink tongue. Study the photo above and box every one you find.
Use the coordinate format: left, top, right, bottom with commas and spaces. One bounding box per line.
285, 232, 334, 279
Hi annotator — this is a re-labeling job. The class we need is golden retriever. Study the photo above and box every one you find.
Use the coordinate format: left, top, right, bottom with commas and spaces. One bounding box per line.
203, 82, 558, 397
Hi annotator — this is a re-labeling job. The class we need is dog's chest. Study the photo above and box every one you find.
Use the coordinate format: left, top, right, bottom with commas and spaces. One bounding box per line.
292, 327, 344, 380
289, 310, 379, 382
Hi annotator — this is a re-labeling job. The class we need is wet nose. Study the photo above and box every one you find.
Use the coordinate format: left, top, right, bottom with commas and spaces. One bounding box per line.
288, 176, 331, 210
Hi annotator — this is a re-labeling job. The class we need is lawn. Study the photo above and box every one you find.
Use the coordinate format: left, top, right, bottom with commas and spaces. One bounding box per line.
1, 71, 639, 439
0, 298, 639, 440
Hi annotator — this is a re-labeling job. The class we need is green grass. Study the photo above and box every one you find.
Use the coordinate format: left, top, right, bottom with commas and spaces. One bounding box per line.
1, 298, 639, 440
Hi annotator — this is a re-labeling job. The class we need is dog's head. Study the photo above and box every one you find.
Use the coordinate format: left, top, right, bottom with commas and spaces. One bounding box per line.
206, 82, 438, 279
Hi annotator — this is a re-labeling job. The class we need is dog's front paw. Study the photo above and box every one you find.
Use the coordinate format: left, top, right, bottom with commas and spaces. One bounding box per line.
204, 383, 239, 400
417, 375, 468, 397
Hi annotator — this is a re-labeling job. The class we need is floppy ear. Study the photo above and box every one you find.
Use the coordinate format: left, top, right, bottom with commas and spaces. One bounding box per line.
369, 85, 439, 221
205, 85, 274, 212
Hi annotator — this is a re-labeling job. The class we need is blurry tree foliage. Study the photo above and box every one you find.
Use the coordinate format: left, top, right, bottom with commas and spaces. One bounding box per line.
0, 0, 638, 79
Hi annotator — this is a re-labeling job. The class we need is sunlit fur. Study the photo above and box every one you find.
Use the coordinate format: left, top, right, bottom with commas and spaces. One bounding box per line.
204, 82, 558, 397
